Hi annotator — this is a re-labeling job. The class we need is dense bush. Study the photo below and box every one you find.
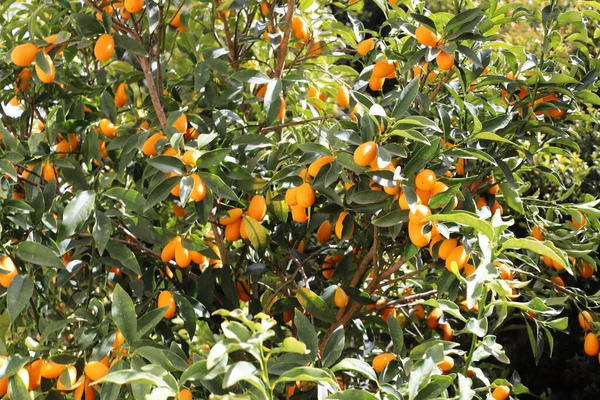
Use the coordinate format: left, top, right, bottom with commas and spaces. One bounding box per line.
0, 0, 599, 399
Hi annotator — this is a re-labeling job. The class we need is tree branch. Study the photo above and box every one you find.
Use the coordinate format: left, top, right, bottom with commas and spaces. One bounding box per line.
137, 55, 168, 129
274, 0, 295, 78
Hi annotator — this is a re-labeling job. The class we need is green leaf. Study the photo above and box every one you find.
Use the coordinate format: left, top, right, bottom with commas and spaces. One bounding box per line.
231, 70, 270, 84
101, 91, 117, 123
137, 308, 169, 339
389, 129, 430, 145
59, 190, 95, 241
196, 149, 230, 168
388, 317, 404, 355
0, 160, 17, 181
328, 390, 379, 400
392, 77, 420, 119
403, 139, 441, 176
469, 132, 517, 146
8, 373, 29, 400
147, 156, 186, 174
272, 367, 337, 390
16, 241, 63, 268
0, 354, 30, 379
408, 358, 436, 400
296, 287, 336, 323
93, 370, 169, 388
322, 326, 345, 368
424, 211, 495, 240
222, 361, 258, 388
107, 242, 142, 275
498, 181, 524, 214
501, 238, 568, 271
144, 176, 180, 211
114, 34, 149, 56
34, 51, 51, 75
199, 172, 238, 201
93, 211, 112, 256
112, 285, 137, 345
243, 216, 268, 255
331, 358, 377, 381
294, 309, 318, 362
7, 275, 33, 323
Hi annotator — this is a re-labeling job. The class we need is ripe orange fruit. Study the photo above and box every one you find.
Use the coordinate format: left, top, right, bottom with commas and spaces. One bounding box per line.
381, 306, 396, 322
236, 280, 250, 302
413, 304, 425, 319
219, 208, 243, 225
114, 83, 129, 107
316, 220, 333, 244
408, 204, 431, 225
372, 60, 395, 78
492, 385, 511, 400
487, 176, 500, 195
456, 158, 466, 175
308, 155, 335, 177
490, 200, 503, 215
40, 360, 66, 379
291, 16, 309, 40
124, 0, 144, 13
357, 38, 375, 55
161, 236, 179, 263
572, 211, 587, 229
335, 211, 353, 239
550, 276, 565, 290
178, 389, 193, 400
445, 245, 469, 271
296, 183, 315, 208
495, 262, 513, 280
441, 322, 454, 340
113, 330, 126, 354
579, 311, 593, 331
372, 353, 396, 373
173, 113, 187, 133
225, 218, 242, 241
181, 149, 201, 166
426, 307, 443, 329
579, 262, 594, 279
94, 34, 115, 61
415, 169, 436, 191
369, 74, 386, 91
42, 162, 57, 181
276, 95, 286, 121
0, 256, 18, 288
11, 43, 39, 66
55, 365, 76, 390
437, 238, 458, 260
437, 355, 454, 372
158, 290, 177, 319
408, 220, 431, 247
142, 133, 166, 156
16, 68, 32, 92
436, 50, 454, 70
353, 141, 377, 167
415, 26, 438, 47
35, 53, 56, 83
84, 361, 108, 382
247, 195, 267, 221
174, 238, 191, 268
322, 256, 336, 279
291, 206, 308, 223
99, 118, 116, 137
190, 173, 206, 201
190, 250, 206, 265
334, 287, 349, 308
25, 359, 43, 390
336, 85, 350, 108
532, 225, 544, 241
170, 10, 183, 28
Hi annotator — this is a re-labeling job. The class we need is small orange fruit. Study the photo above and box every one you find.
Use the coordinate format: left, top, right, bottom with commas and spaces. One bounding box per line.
532, 225, 544, 241
357, 38, 375, 56
572, 211, 587, 229
0, 256, 18, 288
84, 361, 109, 382
445, 246, 469, 271
415, 26, 438, 47
94, 34, 115, 61
158, 290, 177, 318
114, 83, 129, 107
334, 287, 349, 308
40, 360, 66, 379
296, 183, 315, 208
247, 195, 267, 221
219, 208, 243, 225
291, 205, 308, 223
413, 304, 425, 319
492, 385, 511, 400
336, 85, 350, 108
415, 169, 436, 191
190, 173, 206, 202
173, 113, 187, 133
426, 307, 443, 329
291, 16, 309, 40
124, 0, 144, 13
178, 389, 193, 400
408, 221, 431, 247
579, 311, 593, 331
11, 43, 39, 66
335, 211, 353, 239
353, 141, 378, 167
142, 133, 166, 156
181, 149, 201, 166
369, 74, 386, 91
316, 220, 333, 244
436, 51, 454, 70
437, 355, 454, 371
372, 60, 395, 78
35, 53, 56, 83
372, 353, 396, 373
308, 155, 335, 177
224, 218, 242, 242
99, 119, 116, 137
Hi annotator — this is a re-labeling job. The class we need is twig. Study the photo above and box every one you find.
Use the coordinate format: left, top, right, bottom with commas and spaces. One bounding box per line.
258, 115, 342, 134
137, 55, 168, 128
349, 227, 378, 287
274, 0, 295, 78
210, 220, 229, 266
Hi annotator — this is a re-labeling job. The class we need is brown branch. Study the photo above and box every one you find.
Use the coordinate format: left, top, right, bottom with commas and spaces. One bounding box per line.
137, 55, 168, 129
274, 0, 295, 78
372, 290, 437, 311
210, 220, 229, 267
349, 227, 378, 287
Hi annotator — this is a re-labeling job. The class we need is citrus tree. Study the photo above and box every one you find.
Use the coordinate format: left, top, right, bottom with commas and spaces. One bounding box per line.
0, 0, 599, 399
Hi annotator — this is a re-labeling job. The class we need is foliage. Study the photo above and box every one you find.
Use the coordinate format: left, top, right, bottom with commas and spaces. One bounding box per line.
0, 0, 599, 399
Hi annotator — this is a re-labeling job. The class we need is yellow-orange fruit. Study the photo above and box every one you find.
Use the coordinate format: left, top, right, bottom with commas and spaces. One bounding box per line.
579, 311, 593, 331
236, 280, 250, 302
94, 34, 115, 61
456, 158, 466, 175
55, 140, 71, 157
372, 353, 396, 373
357, 38, 375, 56
173, 113, 187, 133
408, 221, 431, 247
0, 256, 17, 288
337, 85, 350, 108
40, 361, 66, 379
190, 250, 206, 265
16, 68, 32, 92
158, 290, 176, 318
413, 304, 425, 319
372, 60, 395, 78
445, 245, 469, 271
296, 182, 315, 208
114, 83, 129, 107
291, 205, 308, 223
175, 237, 192, 268
335, 211, 353, 239
573, 211, 587, 229
178, 389, 193, 400
426, 307, 443, 329
11, 43, 39, 66
334, 287, 349, 308
142, 133, 166, 156
35, 53, 56, 83
25, 359, 43, 390
429, 234, 444, 257
181, 149, 201, 166
84, 361, 108, 382
247, 195, 267, 221
99, 119, 116, 137
276, 95, 286, 120
437, 355, 454, 371
124, 0, 144, 13
441, 322, 454, 341
170, 10, 183, 28
415, 26, 439, 47
487, 176, 499, 195
316, 220, 333, 244
42, 162, 57, 181
369, 74, 386, 91
408, 204, 431, 225
495, 262, 513, 280
438, 238, 458, 260
492, 385, 511, 400
415, 169, 436, 191
308, 155, 335, 177
532, 225, 544, 241
436, 51, 454, 70
219, 208, 243, 225
190, 173, 206, 201
291, 16, 309, 40
225, 218, 242, 242
353, 141, 377, 167
579, 262, 594, 279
